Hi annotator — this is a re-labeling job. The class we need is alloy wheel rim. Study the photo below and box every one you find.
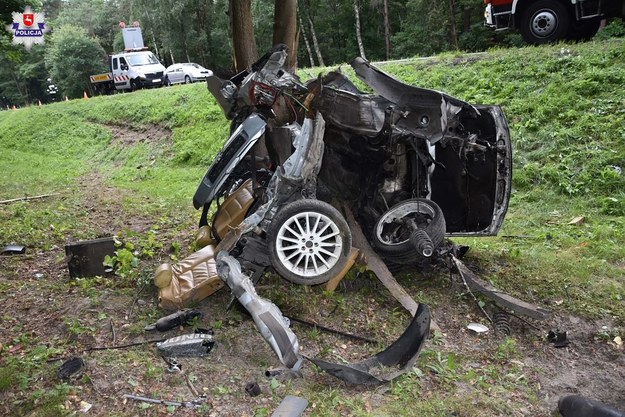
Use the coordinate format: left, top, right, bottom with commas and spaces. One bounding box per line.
275, 211, 343, 277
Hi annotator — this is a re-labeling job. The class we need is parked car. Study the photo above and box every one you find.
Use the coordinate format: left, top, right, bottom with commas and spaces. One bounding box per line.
164, 63, 213, 85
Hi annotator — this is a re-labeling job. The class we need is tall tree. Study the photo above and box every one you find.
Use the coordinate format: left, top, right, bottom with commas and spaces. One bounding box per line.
447, 0, 459, 49
298, 12, 315, 67
272, 0, 298, 70
306, 9, 324, 66
45, 25, 108, 98
383, 0, 391, 60
353, 0, 366, 59
230, 0, 258, 71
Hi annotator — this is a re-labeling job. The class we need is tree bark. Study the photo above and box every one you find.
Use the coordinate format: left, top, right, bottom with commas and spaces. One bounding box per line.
307, 15, 324, 67
273, 0, 298, 70
462, 6, 471, 32
354, 0, 366, 60
230, 0, 258, 72
447, 0, 459, 50
383, 0, 391, 60
299, 13, 315, 67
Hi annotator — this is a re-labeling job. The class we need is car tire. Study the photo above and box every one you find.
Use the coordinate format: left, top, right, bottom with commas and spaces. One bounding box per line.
164, 76, 171, 87
184, 75, 191, 84
520, 1, 570, 44
130, 79, 138, 91
268, 199, 352, 285
372, 198, 446, 265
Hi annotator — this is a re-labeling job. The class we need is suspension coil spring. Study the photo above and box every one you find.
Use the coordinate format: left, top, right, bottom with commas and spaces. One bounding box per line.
493, 311, 511, 335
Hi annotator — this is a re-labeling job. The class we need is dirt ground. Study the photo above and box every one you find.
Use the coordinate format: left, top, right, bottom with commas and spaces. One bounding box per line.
1, 127, 623, 416
2, 219, 624, 416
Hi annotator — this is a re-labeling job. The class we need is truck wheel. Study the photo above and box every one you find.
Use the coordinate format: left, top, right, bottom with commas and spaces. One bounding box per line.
268, 199, 352, 285
520, 1, 570, 44
567, 18, 601, 41
130, 79, 138, 91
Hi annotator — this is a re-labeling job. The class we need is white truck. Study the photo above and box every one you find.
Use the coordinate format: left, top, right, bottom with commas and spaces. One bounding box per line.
89, 25, 166, 94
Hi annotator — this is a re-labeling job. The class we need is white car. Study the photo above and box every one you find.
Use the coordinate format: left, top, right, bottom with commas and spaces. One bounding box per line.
164, 63, 213, 85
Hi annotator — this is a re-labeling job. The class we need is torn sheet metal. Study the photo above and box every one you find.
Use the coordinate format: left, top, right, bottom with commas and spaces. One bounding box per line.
350, 57, 478, 144
271, 395, 309, 417
156, 333, 214, 357
0, 245, 26, 255
216, 252, 302, 369
309, 304, 430, 385
452, 254, 550, 320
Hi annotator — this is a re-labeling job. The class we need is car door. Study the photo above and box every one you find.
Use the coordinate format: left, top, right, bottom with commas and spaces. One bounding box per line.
112, 56, 131, 90
171, 65, 184, 84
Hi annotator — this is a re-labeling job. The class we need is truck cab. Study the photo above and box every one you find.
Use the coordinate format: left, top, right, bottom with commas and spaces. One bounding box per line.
111, 51, 165, 90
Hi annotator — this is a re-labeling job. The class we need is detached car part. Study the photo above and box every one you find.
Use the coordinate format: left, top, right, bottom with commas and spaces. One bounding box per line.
558, 395, 625, 417
0, 245, 26, 255
156, 333, 214, 357
216, 252, 302, 369
271, 395, 309, 417
144, 309, 203, 332
452, 255, 550, 320
309, 303, 430, 385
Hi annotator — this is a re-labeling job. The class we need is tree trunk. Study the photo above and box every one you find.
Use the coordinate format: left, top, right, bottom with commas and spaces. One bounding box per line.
307, 15, 324, 67
447, 0, 459, 50
273, 0, 298, 70
299, 13, 315, 67
383, 0, 391, 60
354, 0, 366, 60
230, 0, 258, 72
463, 6, 471, 32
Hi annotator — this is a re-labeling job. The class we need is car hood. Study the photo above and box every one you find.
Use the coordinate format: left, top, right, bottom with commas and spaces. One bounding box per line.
134, 63, 166, 74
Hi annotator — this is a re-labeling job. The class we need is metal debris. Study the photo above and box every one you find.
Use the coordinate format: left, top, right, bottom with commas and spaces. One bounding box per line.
467, 323, 489, 334
144, 309, 203, 332
58, 357, 85, 381
156, 333, 214, 357
308, 304, 430, 385
547, 330, 570, 348
271, 395, 309, 417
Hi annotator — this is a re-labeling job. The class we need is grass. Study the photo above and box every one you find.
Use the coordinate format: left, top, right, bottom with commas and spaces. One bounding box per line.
1, 39, 624, 416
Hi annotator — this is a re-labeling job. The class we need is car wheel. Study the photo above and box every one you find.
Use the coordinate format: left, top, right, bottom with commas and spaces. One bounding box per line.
520, 0, 570, 44
130, 79, 138, 91
567, 18, 601, 41
268, 199, 352, 285
184, 75, 191, 84
164, 76, 171, 86
372, 198, 446, 265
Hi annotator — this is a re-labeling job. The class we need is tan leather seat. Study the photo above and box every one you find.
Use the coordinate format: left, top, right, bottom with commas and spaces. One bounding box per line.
195, 179, 255, 247
155, 244, 224, 309
155, 179, 255, 309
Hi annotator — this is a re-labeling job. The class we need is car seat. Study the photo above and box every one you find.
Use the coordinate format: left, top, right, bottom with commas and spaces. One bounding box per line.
154, 179, 255, 309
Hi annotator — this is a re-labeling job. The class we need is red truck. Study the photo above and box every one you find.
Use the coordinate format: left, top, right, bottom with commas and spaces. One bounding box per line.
484, 0, 625, 44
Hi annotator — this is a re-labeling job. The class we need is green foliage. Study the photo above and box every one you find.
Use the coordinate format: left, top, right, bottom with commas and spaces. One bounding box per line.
44, 24, 108, 98
595, 19, 625, 40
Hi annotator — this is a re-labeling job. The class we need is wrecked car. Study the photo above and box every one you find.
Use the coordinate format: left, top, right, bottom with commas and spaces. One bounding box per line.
153, 45, 513, 384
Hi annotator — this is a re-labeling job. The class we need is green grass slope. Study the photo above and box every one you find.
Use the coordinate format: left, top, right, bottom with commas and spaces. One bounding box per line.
1, 40, 624, 320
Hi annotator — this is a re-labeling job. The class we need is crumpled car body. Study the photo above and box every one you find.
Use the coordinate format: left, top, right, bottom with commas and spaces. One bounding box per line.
157, 45, 512, 385
194, 48, 511, 273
